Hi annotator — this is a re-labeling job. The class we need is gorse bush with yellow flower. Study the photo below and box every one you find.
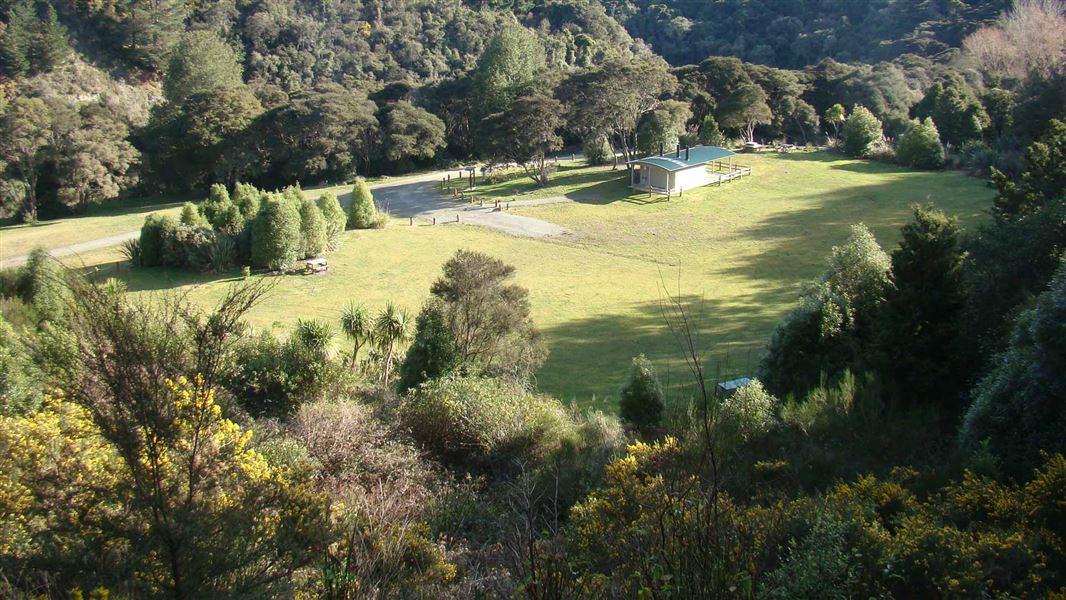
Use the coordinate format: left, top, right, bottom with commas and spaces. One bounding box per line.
528, 437, 1066, 599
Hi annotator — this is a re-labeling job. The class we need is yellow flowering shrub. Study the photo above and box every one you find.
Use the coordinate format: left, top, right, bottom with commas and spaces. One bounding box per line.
0, 379, 330, 596
0, 395, 127, 586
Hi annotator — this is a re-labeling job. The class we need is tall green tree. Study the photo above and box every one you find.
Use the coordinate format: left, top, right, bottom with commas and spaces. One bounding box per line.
380, 101, 446, 163
760, 224, 892, 397
265, 84, 379, 182
180, 86, 264, 187
430, 250, 545, 381
316, 191, 347, 249
163, 30, 244, 104
911, 80, 989, 147
619, 354, 664, 433
347, 178, 381, 229
896, 118, 944, 169
398, 299, 463, 393
718, 84, 772, 142
298, 198, 327, 259
54, 104, 139, 210
881, 206, 966, 410
636, 100, 691, 155
251, 193, 301, 271
472, 24, 544, 117
561, 56, 678, 165
482, 91, 565, 185
27, 3, 69, 73
0, 97, 51, 222
841, 105, 883, 158
990, 119, 1066, 222
960, 261, 1066, 478
123, 0, 185, 72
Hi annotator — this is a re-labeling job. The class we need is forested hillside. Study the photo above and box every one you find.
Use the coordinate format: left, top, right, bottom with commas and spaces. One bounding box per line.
602, 0, 1005, 68
1, 0, 1062, 219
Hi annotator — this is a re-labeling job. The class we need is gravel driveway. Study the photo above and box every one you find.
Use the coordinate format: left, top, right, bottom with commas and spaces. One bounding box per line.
342, 176, 570, 238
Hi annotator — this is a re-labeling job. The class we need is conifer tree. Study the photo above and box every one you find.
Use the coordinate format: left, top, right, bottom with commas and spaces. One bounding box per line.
348, 178, 381, 229
316, 191, 347, 248
251, 193, 301, 271
619, 354, 665, 432
398, 299, 463, 393
298, 198, 327, 258
897, 118, 944, 169
842, 105, 883, 158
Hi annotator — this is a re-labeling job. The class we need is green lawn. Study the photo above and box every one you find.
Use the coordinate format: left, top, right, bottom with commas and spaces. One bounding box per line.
0, 197, 187, 261
0, 170, 436, 264
36, 152, 997, 413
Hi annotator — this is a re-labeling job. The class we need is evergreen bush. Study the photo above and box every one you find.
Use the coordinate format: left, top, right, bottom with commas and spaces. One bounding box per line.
618, 354, 665, 432
251, 193, 302, 271
348, 179, 384, 229
298, 198, 327, 259
896, 118, 944, 169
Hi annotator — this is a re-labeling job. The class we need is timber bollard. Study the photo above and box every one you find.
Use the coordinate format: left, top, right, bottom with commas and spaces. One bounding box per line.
409, 217, 413, 226
456, 214, 460, 223
432, 217, 436, 225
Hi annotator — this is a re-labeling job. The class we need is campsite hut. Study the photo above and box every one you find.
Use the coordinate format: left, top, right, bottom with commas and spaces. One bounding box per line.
627, 145, 739, 194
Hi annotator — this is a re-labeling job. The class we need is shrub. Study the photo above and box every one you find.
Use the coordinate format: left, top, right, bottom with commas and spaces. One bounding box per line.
208, 235, 236, 273
139, 214, 177, 267
23, 248, 68, 323
120, 238, 142, 266
760, 224, 891, 397
618, 354, 665, 432
719, 379, 779, 443
960, 261, 1066, 477
842, 105, 883, 158
213, 202, 245, 235
232, 182, 261, 220
401, 374, 578, 466
199, 183, 232, 225
398, 299, 463, 393
348, 178, 383, 229
282, 183, 305, 206
227, 329, 346, 418
163, 225, 215, 270
290, 398, 436, 500
582, 136, 613, 165
250, 193, 302, 271
298, 199, 327, 259
699, 114, 726, 146
955, 140, 997, 175
759, 514, 863, 600
179, 201, 204, 226
316, 191, 347, 249
0, 316, 42, 415
896, 118, 944, 169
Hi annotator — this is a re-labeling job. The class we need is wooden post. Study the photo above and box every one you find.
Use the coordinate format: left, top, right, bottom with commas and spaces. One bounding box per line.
456, 214, 460, 223
409, 216, 413, 226
432, 217, 436, 225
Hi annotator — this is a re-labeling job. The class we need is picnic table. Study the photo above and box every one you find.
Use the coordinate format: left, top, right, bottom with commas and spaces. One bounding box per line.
304, 257, 329, 274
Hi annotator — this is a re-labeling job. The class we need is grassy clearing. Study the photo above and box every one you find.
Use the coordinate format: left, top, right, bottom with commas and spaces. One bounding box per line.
0, 170, 440, 264
0, 197, 186, 261
34, 152, 996, 413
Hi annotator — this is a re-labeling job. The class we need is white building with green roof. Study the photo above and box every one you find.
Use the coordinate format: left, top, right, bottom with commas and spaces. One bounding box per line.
627, 145, 742, 195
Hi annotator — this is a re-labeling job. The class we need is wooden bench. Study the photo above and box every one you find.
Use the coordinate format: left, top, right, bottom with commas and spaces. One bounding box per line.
304, 258, 329, 274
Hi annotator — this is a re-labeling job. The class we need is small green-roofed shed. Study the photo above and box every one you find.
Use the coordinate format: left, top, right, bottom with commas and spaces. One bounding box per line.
626, 145, 741, 194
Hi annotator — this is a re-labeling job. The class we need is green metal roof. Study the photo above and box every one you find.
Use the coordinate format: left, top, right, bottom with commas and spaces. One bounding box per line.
627, 145, 737, 172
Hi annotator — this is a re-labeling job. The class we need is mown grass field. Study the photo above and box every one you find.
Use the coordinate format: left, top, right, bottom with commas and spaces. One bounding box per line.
15, 152, 995, 412
0, 197, 186, 261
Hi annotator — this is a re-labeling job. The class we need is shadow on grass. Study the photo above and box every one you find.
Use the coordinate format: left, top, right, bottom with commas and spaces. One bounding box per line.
537, 291, 782, 410
712, 170, 992, 289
